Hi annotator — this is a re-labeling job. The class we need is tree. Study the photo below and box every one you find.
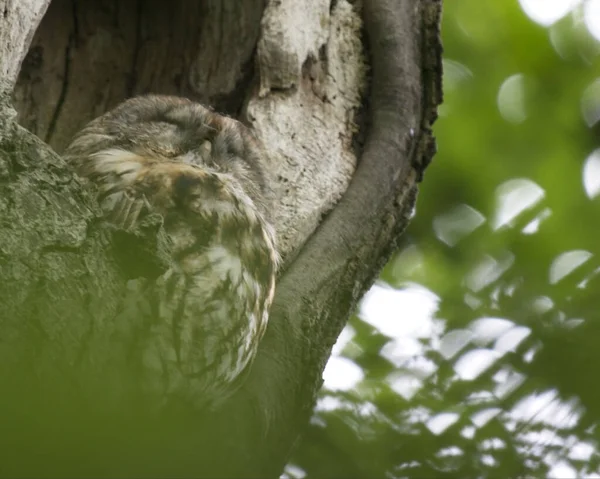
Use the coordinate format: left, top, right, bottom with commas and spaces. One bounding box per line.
0, 0, 441, 477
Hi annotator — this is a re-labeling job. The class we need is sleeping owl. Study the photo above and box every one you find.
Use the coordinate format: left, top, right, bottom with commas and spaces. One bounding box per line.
64, 95, 278, 407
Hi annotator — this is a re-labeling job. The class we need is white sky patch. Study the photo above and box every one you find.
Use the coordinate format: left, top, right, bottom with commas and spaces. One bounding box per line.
454, 349, 501, 380
433, 204, 486, 246
584, 0, 600, 41
569, 441, 596, 461
493, 178, 545, 230
359, 283, 439, 339
395, 367, 435, 399
583, 149, 600, 198
497, 74, 528, 123
523, 346, 540, 364
443, 59, 473, 91
565, 318, 585, 329
380, 337, 424, 367
532, 295, 554, 314
281, 464, 307, 479
510, 390, 582, 429
471, 408, 502, 428
330, 325, 356, 356
466, 252, 514, 292
548, 460, 578, 479
519, 0, 580, 26
549, 249, 593, 284
322, 356, 363, 391
438, 329, 473, 359
494, 326, 531, 354
316, 395, 346, 412
522, 429, 565, 448
391, 244, 425, 278
469, 317, 515, 345
494, 369, 526, 400
512, 390, 556, 423
404, 355, 439, 379
436, 446, 463, 458
426, 412, 460, 435
464, 292, 483, 310
578, 266, 600, 289
388, 373, 424, 400
482, 437, 506, 451
324, 283, 439, 394
522, 207, 552, 234
356, 401, 378, 418
581, 79, 600, 127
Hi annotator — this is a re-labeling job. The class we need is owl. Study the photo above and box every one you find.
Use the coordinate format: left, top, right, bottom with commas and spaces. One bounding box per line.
64, 95, 278, 407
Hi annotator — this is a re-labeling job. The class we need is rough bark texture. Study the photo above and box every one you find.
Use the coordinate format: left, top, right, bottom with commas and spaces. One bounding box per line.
0, 0, 442, 477
0, 0, 50, 100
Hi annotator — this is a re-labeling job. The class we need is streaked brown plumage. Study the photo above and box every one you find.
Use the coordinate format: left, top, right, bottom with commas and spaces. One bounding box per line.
64, 95, 278, 407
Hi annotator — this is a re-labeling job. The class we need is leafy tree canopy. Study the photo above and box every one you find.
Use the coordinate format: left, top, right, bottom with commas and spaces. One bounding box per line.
288, 1, 600, 477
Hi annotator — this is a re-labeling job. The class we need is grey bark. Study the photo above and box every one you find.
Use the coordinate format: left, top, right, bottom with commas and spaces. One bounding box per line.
0, 0, 442, 477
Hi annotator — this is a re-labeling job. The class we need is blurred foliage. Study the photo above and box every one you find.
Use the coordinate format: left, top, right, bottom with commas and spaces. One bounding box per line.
288, 1, 600, 477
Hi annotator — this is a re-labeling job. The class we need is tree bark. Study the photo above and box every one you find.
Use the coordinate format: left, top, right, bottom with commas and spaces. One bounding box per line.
0, 0, 442, 477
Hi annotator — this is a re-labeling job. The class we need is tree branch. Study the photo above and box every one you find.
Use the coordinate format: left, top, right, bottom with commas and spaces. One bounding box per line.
218, 0, 443, 476
0, 0, 50, 102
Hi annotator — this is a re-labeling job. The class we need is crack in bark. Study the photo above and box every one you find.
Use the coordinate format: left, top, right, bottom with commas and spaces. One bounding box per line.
45, 35, 74, 145
126, 0, 143, 97
71, 0, 80, 47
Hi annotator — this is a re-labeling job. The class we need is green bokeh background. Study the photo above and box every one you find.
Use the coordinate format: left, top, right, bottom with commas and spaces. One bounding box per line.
289, 1, 600, 477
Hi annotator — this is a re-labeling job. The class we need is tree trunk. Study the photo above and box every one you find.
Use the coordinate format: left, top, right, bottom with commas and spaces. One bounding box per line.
0, 0, 442, 477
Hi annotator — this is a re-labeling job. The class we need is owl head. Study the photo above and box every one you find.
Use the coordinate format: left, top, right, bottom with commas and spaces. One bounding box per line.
64, 95, 274, 220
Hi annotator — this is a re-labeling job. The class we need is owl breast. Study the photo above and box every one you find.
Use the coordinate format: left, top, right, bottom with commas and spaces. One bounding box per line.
63, 95, 278, 408
142, 165, 277, 406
